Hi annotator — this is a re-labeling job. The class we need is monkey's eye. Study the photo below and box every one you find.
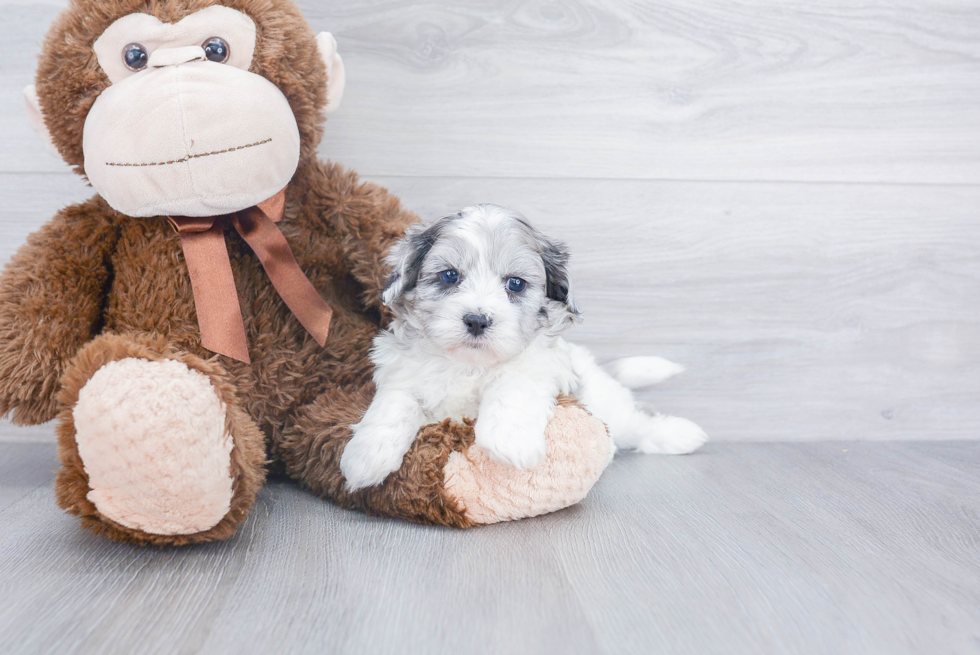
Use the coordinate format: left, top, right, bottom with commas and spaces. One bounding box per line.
122, 43, 149, 72
506, 277, 527, 293
202, 37, 231, 63
439, 270, 460, 285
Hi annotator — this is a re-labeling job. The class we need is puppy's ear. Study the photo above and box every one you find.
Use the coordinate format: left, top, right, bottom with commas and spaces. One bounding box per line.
511, 214, 582, 329
541, 236, 581, 315
382, 215, 455, 306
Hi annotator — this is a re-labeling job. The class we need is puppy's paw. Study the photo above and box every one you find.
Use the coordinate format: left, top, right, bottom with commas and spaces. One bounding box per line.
474, 414, 547, 469
340, 426, 410, 492
635, 415, 708, 455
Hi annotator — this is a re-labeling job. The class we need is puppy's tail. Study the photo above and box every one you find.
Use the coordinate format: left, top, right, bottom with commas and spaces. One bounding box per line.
604, 356, 685, 389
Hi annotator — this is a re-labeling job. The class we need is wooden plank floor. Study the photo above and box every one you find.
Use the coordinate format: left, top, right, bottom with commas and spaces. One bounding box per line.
1, 440, 978, 655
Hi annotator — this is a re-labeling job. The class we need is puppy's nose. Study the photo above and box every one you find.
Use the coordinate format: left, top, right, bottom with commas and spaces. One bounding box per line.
463, 313, 491, 337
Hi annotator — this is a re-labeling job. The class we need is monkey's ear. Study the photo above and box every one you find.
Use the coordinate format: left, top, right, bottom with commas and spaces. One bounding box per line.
23, 85, 60, 158
316, 32, 346, 113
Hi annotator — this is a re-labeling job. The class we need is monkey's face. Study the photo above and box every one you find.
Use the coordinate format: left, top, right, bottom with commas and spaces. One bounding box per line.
28, 1, 345, 219
84, 6, 301, 217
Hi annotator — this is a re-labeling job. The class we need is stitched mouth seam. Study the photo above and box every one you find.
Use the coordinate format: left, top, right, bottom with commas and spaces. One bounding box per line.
106, 138, 273, 167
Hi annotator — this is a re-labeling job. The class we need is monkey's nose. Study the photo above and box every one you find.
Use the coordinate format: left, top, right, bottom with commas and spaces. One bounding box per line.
463, 313, 491, 337
148, 46, 207, 68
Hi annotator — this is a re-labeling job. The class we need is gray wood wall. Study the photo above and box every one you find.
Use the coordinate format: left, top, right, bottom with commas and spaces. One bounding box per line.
2, 0, 978, 442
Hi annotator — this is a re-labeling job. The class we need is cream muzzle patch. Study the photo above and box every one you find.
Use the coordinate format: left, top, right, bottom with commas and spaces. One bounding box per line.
83, 60, 301, 218
76, 6, 342, 219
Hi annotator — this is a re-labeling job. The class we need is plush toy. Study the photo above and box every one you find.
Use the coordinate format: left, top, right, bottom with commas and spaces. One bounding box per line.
1, 0, 613, 546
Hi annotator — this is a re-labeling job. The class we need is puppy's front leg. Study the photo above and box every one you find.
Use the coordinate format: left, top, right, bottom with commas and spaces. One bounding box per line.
341, 389, 425, 491
475, 376, 557, 470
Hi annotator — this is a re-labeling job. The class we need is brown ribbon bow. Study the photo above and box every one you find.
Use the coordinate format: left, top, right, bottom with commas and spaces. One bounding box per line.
169, 190, 332, 364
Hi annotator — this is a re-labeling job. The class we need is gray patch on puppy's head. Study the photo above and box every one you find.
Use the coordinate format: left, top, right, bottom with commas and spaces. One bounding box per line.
382, 212, 460, 307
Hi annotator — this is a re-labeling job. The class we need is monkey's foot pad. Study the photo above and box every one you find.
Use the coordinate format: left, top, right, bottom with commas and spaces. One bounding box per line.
71, 357, 234, 535
443, 403, 615, 524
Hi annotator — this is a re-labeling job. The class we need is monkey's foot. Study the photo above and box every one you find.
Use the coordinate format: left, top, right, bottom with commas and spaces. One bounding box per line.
442, 399, 614, 524
55, 334, 266, 546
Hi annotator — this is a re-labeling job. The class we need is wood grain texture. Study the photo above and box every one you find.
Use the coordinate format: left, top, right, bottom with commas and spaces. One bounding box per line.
0, 441, 978, 654
3, 1, 980, 182
0, 2, 70, 175
367, 176, 980, 442
1, 173, 978, 442
1, 1, 979, 440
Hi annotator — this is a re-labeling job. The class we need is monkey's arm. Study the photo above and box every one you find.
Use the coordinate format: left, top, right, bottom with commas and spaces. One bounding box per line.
0, 199, 119, 425
315, 162, 419, 313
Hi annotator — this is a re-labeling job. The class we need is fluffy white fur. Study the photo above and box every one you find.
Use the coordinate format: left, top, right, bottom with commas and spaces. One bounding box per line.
605, 356, 685, 389
340, 205, 707, 491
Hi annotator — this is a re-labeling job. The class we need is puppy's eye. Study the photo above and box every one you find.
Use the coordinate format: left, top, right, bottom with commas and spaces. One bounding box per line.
439, 270, 460, 285
122, 43, 149, 71
506, 277, 527, 293
203, 37, 231, 63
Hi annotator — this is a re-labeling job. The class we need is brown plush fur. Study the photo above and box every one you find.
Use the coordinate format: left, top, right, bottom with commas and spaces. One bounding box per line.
56, 333, 268, 546
2, 0, 478, 545
282, 394, 594, 528
2, 0, 602, 545
281, 383, 475, 529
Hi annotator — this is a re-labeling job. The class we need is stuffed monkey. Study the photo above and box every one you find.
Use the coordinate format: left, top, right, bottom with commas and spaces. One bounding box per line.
1, 0, 613, 546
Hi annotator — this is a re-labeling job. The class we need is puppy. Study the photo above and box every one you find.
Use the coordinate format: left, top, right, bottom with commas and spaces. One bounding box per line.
340, 204, 707, 491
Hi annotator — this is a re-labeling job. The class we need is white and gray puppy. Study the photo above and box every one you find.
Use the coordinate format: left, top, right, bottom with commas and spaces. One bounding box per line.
340, 204, 707, 491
